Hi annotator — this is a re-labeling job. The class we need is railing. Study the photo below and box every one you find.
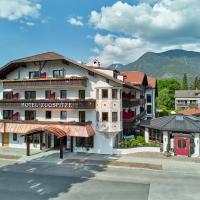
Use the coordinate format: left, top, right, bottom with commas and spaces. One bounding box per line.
0, 120, 92, 126
2, 77, 87, 89
176, 103, 198, 107
123, 99, 140, 107
0, 99, 96, 109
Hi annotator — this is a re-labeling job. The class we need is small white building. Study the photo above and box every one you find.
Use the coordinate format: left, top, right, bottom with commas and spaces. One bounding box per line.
175, 90, 200, 110
0, 52, 156, 156
141, 114, 200, 157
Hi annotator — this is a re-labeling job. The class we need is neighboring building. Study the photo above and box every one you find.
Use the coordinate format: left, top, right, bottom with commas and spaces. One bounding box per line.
122, 71, 157, 119
141, 114, 200, 157
175, 90, 200, 110
177, 108, 200, 117
146, 76, 157, 119
0, 52, 155, 155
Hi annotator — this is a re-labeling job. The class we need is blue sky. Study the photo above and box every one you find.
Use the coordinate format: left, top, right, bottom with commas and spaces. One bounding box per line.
0, 0, 200, 67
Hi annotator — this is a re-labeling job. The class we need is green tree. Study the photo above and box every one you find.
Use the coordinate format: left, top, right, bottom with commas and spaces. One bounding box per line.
182, 73, 188, 90
157, 79, 181, 110
192, 76, 199, 90
157, 88, 172, 109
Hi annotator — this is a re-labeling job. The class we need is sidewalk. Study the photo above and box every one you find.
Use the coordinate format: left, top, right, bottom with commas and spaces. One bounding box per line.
20, 150, 200, 174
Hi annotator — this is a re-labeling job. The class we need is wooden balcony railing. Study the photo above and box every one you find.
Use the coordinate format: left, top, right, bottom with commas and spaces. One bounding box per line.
176, 103, 198, 107
2, 77, 87, 89
122, 99, 140, 107
0, 99, 96, 109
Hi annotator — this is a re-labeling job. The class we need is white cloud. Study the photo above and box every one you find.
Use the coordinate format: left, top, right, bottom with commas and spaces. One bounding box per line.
67, 17, 84, 26
26, 22, 35, 26
92, 34, 159, 66
89, 0, 200, 65
90, 0, 200, 43
0, 0, 41, 21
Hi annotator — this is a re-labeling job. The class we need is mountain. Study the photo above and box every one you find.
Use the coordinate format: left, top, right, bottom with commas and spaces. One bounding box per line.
117, 49, 200, 80
109, 63, 124, 68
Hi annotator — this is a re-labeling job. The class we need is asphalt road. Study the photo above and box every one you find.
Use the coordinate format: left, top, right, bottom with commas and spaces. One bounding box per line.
0, 160, 149, 200
0, 159, 200, 200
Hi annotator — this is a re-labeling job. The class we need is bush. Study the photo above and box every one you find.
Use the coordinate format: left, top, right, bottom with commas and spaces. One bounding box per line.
118, 136, 159, 148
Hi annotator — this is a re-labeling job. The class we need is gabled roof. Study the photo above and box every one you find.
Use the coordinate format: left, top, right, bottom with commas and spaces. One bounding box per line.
0, 52, 141, 91
13, 52, 65, 63
121, 71, 148, 87
177, 108, 200, 116
175, 90, 200, 98
140, 114, 200, 133
147, 76, 157, 89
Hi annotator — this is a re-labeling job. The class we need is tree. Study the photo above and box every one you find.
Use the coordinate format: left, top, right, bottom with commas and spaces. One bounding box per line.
157, 88, 172, 110
192, 76, 199, 90
182, 73, 188, 90
157, 79, 181, 110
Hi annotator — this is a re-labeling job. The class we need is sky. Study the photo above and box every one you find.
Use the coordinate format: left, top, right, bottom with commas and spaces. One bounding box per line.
0, 0, 200, 67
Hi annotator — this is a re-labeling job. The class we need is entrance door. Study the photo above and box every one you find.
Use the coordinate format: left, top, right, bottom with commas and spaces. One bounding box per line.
3, 133, 9, 146
175, 137, 190, 156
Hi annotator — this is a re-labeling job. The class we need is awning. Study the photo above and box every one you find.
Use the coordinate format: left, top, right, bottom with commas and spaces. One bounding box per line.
0, 122, 95, 138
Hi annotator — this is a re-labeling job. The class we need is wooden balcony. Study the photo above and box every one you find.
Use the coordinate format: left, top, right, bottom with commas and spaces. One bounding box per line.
2, 77, 87, 89
0, 99, 96, 109
122, 99, 140, 107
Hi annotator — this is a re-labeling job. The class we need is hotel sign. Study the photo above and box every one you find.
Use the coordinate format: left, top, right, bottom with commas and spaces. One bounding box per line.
21, 102, 77, 109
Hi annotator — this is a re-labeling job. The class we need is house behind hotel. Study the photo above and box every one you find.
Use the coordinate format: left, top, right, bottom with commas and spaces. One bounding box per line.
175, 90, 200, 110
0, 52, 157, 154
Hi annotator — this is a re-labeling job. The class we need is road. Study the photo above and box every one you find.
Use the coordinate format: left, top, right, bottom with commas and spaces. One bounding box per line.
0, 159, 199, 200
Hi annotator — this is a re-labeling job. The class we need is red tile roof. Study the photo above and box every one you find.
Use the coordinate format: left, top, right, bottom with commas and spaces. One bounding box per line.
177, 108, 200, 116
122, 71, 145, 85
147, 76, 157, 89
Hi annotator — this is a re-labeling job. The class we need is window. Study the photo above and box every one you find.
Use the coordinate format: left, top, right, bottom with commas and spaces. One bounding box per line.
25, 91, 36, 100
112, 89, 118, 99
102, 112, 108, 122
96, 112, 99, 122
178, 140, 186, 149
45, 90, 51, 99
60, 90, 67, 99
147, 94, 152, 103
29, 71, 39, 79
25, 110, 36, 120
3, 91, 13, 100
46, 111, 52, 119
13, 133, 17, 141
79, 111, 85, 122
79, 90, 85, 99
60, 111, 67, 120
53, 70, 64, 78
3, 110, 13, 120
147, 105, 152, 114
88, 71, 95, 76
112, 112, 118, 122
102, 89, 108, 98
76, 137, 94, 148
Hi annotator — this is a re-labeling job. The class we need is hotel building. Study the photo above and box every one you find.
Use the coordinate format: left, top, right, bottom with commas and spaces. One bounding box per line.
0, 52, 156, 155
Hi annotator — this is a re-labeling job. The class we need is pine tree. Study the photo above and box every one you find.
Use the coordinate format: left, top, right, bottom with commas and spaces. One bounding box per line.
192, 76, 199, 90
182, 73, 188, 90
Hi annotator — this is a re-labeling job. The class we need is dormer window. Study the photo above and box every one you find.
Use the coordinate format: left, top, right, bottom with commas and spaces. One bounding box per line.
29, 71, 39, 79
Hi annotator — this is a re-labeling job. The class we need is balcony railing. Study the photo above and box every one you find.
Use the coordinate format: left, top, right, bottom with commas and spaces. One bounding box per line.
2, 77, 87, 89
123, 99, 140, 107
176, 103, 198, 107
0, 99, 96, 109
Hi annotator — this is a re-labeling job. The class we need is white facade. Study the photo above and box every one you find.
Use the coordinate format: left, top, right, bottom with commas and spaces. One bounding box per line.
175, 90, 200, 110
145, 88, 156, 119
0, 53, 150, 154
